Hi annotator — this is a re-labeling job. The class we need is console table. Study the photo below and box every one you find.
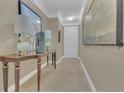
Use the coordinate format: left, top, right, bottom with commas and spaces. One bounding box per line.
0, 50, 56, 92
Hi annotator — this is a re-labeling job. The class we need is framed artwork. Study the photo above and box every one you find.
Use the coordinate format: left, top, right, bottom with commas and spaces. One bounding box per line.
83, 0, 123, 46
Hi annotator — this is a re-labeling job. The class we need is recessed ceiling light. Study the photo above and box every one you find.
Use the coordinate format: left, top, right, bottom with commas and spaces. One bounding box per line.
66, 16, 75, 21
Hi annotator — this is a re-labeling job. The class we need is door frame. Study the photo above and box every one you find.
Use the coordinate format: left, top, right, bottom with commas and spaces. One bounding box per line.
64, 25, 79, 58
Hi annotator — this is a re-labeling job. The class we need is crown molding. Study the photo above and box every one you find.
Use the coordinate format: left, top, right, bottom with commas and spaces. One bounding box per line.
58, 12, 63, 25
34, 0, 58, 19
32, 0, 49, 17
31, 0, 82, 26
48, 12, 58, 18
79, 0, 87, 21
63, 23, 79, 26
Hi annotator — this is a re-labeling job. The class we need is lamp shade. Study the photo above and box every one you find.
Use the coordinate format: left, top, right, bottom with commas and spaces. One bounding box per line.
44, 30, 52, 40
14, 15, 32, 34
44, 30, 52, 49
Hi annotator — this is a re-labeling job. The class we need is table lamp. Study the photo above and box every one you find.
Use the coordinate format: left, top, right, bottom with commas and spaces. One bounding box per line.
14, 15, 32, 54
44, 30, 52, 51
15, 15, 32, 34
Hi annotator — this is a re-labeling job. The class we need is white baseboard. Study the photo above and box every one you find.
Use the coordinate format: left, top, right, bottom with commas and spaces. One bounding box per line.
77, 57, 97, 92
8, 62, 47, 92
57, 56, 65, 63
47, 56, 64, 64
62, 56, 80, 59
3, 56, 94, 92
7, 56, 64, 92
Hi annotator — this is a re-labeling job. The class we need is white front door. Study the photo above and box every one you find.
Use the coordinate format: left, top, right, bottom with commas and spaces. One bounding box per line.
64, 26, 78, 58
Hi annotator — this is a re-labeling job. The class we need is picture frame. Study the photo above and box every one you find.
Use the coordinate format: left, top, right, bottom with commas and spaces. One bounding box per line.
18, 0, 42, 33
83, 0, 123, 46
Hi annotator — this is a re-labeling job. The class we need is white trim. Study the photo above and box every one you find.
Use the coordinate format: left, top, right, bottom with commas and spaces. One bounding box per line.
57, 56, 65, 64
79, 0, 87, 21
63, 24, 79, 27
6, 56, 64, 92
31, 0, 82, 26
31, 0, 58, 18
2, 56, 96, 92
31, 0, 49, 17
58, 12, 63, 25
48, 12, 58, 18
48, 56, 64, 64
7, 62, 47, 92
77, 57, 97, 92
62, 56, 80, 59
36, 0, 49, 17
63, 23, 79, 26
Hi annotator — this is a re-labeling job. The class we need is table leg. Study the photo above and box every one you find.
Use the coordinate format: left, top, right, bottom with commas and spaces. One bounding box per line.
52, 53, 54, 66
3, 62, 8, 92
14, 62, 20, 92
37, 58, 41, 91
47, 55, 49, 65
54, 52, 56, 69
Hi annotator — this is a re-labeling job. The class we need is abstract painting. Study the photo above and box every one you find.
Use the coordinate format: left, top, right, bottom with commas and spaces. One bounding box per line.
83, 0, 123, 45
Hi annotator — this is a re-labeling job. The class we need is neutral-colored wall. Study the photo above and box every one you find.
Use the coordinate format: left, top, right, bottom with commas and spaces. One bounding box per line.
48, 18, 64, 60
0, 0, 64, 91
79, 0, 124, 91
58, 21, 64, 59
0, 0, 18, 90
48, 18, 58, 51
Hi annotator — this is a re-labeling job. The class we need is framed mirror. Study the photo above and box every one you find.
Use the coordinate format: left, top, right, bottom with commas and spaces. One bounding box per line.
18, 0, 42, 52
18, 0, 42, 33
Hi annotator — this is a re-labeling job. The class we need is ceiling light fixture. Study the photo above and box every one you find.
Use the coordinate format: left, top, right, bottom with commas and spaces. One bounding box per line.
66, 16, 74, 21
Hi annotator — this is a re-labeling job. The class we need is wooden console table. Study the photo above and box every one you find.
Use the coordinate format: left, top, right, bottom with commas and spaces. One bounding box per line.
0, 50, 56, 92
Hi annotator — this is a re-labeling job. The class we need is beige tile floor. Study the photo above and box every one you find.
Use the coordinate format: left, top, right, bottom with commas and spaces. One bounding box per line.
20, 58, 91, 92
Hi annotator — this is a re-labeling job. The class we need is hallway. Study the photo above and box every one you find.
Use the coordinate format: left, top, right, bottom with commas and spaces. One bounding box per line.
20, 58, 91, 92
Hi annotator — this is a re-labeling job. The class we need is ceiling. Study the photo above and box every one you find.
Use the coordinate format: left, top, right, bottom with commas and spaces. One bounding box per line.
31, 0, 86, 25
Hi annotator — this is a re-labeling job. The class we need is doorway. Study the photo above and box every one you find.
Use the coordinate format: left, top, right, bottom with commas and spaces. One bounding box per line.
64, 26, 78, 58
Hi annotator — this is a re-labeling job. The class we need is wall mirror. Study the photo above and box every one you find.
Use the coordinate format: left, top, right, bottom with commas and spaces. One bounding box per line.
18, 0, 42, 53
18, 0, 42, 34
